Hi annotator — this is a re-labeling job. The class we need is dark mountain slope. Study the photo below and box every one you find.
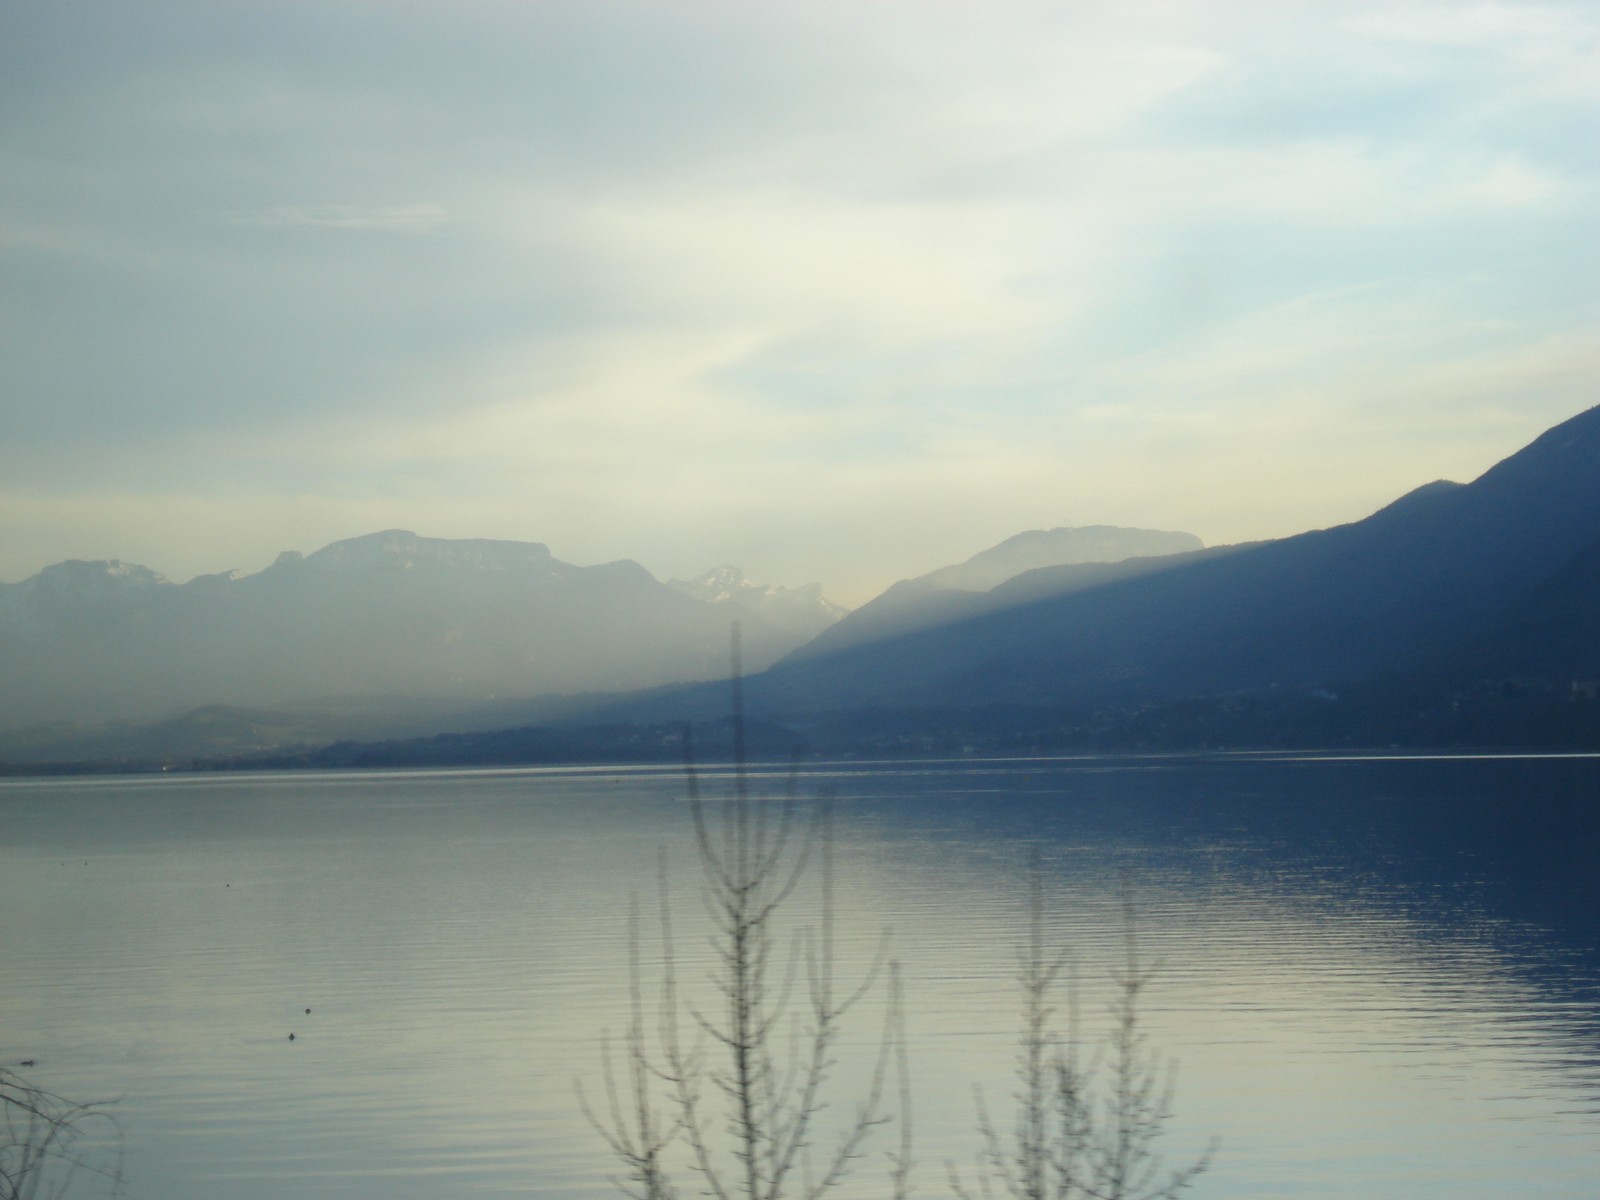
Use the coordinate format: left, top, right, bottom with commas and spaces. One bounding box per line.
733, 406, 1600, 719
1436, 531, 1600, 683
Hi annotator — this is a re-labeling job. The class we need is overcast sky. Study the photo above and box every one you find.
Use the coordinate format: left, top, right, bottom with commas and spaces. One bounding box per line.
3, 0, 1597, 606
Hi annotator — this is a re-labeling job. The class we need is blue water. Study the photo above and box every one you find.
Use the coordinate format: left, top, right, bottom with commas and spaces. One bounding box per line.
2, 754, 1598, 1198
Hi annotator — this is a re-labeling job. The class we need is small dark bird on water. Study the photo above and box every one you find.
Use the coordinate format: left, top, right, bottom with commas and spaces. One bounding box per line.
19, 1060, 35, 1067
288, 1033, 295, 1041
305, 1008, 311, 1014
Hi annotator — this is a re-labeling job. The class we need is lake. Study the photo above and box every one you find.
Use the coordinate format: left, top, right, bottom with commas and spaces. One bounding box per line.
3, 754, 1599, 1199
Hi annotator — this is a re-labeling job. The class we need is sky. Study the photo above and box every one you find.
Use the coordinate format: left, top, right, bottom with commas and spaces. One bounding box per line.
2, 0, 1597, 608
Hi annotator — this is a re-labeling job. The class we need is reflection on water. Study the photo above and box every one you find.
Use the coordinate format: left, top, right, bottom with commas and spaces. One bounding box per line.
2, 756, 1598, 1199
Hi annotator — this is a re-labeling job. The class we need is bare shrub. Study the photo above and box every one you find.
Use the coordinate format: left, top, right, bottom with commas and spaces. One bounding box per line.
0, 1067, 121, 1200
582, 626, 910, 1200
950, 864, 1213, 1200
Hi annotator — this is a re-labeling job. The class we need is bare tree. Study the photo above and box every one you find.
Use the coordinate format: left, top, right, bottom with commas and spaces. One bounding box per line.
582, 625, 910, 1200
0, 1067, 121, 1200
950, 864, 1213, 1200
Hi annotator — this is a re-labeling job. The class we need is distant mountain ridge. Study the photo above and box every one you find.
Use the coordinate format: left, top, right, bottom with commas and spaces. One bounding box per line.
0, 530, 845, 732
667, 565, 847, 640
274, 529, 560, 572
790, 524, 1206, 661
917, 525, 1202, 593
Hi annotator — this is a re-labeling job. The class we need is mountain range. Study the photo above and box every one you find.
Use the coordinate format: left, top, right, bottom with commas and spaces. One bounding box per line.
562, 403, 1600, 753
712, 403, 1600, 748
8, 403, 1600, 768
0, 524, 1204, 765
0, 531, 842, 738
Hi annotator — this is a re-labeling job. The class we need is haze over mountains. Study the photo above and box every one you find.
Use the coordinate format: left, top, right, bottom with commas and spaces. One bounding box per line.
7, 404, 1600, 768
666, 566, 848, 640
0, 530, 844, 735
795, 526, 1204, 660
0, 524, 1203, 765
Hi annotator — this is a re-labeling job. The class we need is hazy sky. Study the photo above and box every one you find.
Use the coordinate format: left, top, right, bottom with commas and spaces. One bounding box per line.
4, 1, 1597, 606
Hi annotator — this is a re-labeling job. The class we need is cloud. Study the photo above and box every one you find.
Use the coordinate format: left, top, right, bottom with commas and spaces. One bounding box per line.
2, 0, 1598, 603
560, 188, 1062, 357
1347, 2, 1600, 104
230, 203, 451, 234
1349, 2, 1591, 53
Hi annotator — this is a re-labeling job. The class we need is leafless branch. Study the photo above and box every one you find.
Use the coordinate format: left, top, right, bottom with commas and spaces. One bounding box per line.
586, 623, 908, 1200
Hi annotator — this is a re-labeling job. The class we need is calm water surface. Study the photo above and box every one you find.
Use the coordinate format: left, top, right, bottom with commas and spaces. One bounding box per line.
3, 755, 1599, 1198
